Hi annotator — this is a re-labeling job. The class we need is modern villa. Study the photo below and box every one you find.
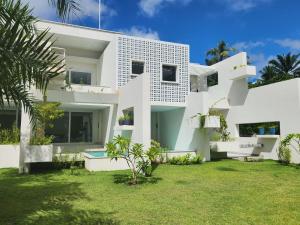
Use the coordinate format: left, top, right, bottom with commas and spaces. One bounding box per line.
1, 20, 300, 171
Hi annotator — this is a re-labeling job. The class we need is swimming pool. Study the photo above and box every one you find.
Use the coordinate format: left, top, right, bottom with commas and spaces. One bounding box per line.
85, 151, 108, 158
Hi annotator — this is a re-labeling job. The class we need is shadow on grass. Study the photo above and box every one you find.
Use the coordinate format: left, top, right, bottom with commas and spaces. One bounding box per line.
113, 173, 162, 185
215, 166, 240, 172
0, 169, 119, 225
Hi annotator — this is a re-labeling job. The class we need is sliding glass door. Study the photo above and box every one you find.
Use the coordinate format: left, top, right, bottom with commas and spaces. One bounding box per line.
46, 111, 93, 143
70, 112, 93, 143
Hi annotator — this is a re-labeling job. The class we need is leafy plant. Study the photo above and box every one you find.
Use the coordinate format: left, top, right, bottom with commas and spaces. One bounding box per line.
106, 135, 151, 184
277, 133, 300, 164
29, 135, 53, 145
30, 102, 64, 145
0, 0, 66, 124
0, 124, 20, 144
169, 153, 203, 165
277, 145, 291, 164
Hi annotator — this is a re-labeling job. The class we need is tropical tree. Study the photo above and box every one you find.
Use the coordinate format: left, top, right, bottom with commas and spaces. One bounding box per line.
260, 65, 278, 82
249, 53, 300, 88
48, 0, 80, 22
0, 0, 79, 122
269, 53, 300, 77
205, 40, 236, 66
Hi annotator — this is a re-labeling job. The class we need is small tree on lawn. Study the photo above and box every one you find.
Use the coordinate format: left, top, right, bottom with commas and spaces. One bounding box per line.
106, 135, 151, 184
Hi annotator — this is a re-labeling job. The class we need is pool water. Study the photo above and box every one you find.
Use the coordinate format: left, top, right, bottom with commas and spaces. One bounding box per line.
86, 151, 108, 158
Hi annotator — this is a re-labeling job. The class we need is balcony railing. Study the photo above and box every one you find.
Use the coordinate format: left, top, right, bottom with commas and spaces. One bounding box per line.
64, 84, 113, 94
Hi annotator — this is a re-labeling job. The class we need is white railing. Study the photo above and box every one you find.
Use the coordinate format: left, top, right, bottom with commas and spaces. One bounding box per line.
65, 84, 113, 94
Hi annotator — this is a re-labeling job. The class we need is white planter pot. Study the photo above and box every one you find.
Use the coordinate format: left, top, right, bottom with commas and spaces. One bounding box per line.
204, 116, 220, 128
210, 141, 239, 152
25, 145, 53, 163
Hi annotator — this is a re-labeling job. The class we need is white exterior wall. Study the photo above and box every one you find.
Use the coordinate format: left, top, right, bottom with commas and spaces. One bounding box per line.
156, 92, 210, 161
0, 145, 20, 168
205, 52, 300, 163
117, 35, 189, 103
116, 74, 151, 148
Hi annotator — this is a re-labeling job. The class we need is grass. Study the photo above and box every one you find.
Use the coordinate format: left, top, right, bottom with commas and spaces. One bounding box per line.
0, 160, 299, 225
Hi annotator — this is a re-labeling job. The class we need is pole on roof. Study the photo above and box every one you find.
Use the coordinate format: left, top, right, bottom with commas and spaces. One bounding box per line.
99, 0, 101, 29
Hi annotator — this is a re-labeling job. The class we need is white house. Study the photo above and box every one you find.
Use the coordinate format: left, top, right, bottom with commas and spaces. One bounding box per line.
1, 21, 300, 171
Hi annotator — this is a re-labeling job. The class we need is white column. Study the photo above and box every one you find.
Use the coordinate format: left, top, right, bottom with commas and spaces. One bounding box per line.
19, 106, 31, 173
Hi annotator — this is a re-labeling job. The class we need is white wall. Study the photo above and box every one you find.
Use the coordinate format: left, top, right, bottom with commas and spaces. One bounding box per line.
117, 35, 189, 103
99, 39, 118, 90
156, 92, 210, 161
0, 145, 20, 168
227, 79, 300, 163
116, 74, 151, 148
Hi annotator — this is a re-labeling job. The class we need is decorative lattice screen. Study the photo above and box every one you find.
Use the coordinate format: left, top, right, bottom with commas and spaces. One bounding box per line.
117, 35, 189, 103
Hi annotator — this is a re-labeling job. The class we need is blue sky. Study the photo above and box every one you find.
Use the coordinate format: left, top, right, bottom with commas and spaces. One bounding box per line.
25, 0, 300, 79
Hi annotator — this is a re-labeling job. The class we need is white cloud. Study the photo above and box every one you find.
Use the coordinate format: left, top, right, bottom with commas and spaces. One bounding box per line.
121, 26, 160, 40
21, 0, 56, 20
22, 0, 116, 22
274, 38, 300, 50
138, 0, 192, 17
218, 0, 273, 12
249, 53, 273, 77
233, 41, 265, 51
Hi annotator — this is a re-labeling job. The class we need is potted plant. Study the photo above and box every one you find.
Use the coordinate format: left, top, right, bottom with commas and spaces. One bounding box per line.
129, 114, 134, 125
257, 126, 265, 135
123, 113, 131, 125
268, 126, 276, 135
118, 116, 124, 126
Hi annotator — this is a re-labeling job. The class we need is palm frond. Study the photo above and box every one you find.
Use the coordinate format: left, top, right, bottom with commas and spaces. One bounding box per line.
48, 0, 80, 21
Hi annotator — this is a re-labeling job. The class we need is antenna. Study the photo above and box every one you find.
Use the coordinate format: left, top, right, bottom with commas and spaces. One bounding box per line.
99, 0, 101, 29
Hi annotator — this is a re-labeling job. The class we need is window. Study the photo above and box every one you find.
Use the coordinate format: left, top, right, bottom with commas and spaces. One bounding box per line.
0, 109, 21, 129
46, 112, 69, 143
70, 112, 93, 143
46, 112, 93, 143
239, 122, 280, 137
162, 65, 177, 82
207, 72, 218, 87
132, 61, 144, 75
67, 71, 92, 85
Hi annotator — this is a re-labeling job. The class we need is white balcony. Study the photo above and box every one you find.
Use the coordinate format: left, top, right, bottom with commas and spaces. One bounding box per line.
230, 65, 256, 80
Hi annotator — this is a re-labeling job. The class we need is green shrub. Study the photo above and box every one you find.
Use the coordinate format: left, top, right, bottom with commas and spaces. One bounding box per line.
30, 135, 53, 145
0, 125, 20, 144
169, 153, 203, 165
278, 145, 291, 164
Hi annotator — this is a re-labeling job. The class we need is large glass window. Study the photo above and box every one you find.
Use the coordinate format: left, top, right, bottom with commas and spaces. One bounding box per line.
239, 122, 280, 137
46, 112, 69, 143
162, 65, 177, 82
46, 112, 93, 143
67, 71, 92, 85
0, 110, 20, 129
70, 112, 93, 143
132, 61, 144, 75
207, 72, 218, 87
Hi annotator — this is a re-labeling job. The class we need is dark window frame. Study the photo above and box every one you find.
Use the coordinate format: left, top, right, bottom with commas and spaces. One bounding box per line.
131, 60, 145, 76
207, 72, 218, 87
67, 70, 92, 85
162, 64, 177, 83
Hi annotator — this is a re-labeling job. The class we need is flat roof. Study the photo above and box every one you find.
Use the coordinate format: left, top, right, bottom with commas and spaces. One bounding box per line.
38, 20, 189, 47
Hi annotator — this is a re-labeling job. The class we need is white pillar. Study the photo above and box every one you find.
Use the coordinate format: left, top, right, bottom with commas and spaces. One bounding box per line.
19, 106, 31, 173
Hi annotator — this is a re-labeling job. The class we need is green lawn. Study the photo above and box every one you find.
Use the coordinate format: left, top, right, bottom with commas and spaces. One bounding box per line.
0, 160, 299, 225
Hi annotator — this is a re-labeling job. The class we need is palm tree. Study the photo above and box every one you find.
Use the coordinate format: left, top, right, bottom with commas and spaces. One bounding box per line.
0, 0, 66, 122
48, 0, 80, 22
205, 40, 236, 66
260, 65, 278, 81
269, 53, 300, 77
